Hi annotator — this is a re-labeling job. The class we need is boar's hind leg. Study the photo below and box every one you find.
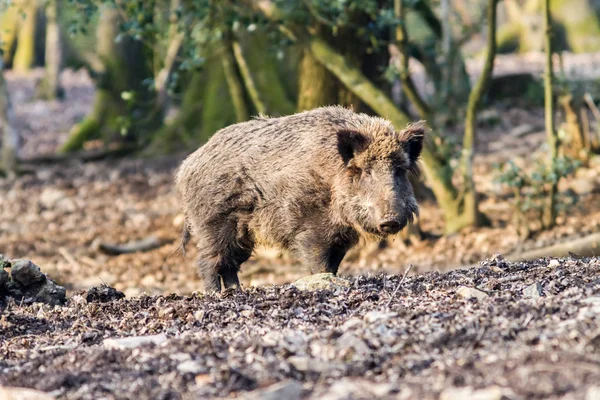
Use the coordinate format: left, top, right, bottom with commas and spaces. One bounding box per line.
196, 226, 253, 293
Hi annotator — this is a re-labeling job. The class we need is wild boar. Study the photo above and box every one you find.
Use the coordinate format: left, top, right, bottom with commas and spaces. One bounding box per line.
175, 106, 425, 292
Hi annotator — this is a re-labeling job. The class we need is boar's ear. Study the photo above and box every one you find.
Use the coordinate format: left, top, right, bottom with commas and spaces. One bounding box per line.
401, 123, 426, 163
337, 130, 370, 164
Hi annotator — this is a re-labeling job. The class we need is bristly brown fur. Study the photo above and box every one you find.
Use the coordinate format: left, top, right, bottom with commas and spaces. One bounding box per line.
175, 106, 425, 292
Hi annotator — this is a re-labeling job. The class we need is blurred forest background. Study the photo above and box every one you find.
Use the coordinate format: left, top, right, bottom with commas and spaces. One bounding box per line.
1, 0, 600, 296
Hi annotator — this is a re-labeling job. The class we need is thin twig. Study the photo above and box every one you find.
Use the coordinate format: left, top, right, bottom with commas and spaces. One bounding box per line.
58, 247, 80, 270
386, 264, 413, 309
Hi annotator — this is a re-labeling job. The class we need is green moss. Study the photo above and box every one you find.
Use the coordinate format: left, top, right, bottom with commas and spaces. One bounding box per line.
200, 56, 237, 140
237, 29, 295, 115
12, 1, 37, 72
0, 5, 19, 66
60, 117, 100, 153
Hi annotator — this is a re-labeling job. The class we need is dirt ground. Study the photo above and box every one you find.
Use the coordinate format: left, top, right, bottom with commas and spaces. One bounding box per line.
2, 256, 600, 399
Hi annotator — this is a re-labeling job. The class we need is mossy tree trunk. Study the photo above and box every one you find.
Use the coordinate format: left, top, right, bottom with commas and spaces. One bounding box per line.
0, 58, 19, 177
221, 40, 250, 123
559, 93, 589, 161
297, 49, 337, 111
153, 25, 296, 152
454, 0, 499, 232
543, 0, 559, 229
60, 5, 156, 153
498, 0, 600, 53
232, 26, 295, 116
12, 0, 39, 72
0, 4, 20, 67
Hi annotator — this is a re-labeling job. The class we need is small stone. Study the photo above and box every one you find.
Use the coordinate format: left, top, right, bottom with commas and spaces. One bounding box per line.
317, 379, 395, 400
103, 333, 168, 350
159, 307, 175, 318
523, 282, 544, 299
176, 360, 204, 375
586, 386, 600, 400
457, 286, 489, 301
548, 259, 561, 268
337, 332, 370, 360
34, 279, 67, 306
170, 353, 191, 362
440, 386, 513, 400
340, 318, 363, 330
241, 309, 253, 318
288, 356, 310, 372
0, 386, 55, 400
39, 187, 66, 208
262, 331, 280, 347
490, 266, 504, 273
86, 285, 125, 303
193, 310, 205, 321
243, 380, 303, 400
10, 260, 45, 286
363, 311, 397, 324
292, 273, 351, 291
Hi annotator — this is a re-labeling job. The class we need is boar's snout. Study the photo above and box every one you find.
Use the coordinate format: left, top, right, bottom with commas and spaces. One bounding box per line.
378, 216, 406, 235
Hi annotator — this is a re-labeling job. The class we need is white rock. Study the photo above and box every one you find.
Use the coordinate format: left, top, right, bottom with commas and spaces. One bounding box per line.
548, 259, 561, 268
243, 380, 303, 400
318, 379, 396, 400
262, 331, 281, 347
176, 360, 204, 375
39, 188, 66, 209
523, 283, 544, 298
340, 318, 363, 330
337, 332, 370, 360
363, 311, 397, 324
103, 333, 167, 350
0, 386, 55, 400
440, 386, 514, 400
586, 386, 600, 400
287, 356, 310, 372
457, 286, 489, 301
292, 273, 351, 291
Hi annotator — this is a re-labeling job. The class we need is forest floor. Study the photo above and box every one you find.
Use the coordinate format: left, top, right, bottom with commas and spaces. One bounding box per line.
2, 256, 600, 399
1, 54, 600, 399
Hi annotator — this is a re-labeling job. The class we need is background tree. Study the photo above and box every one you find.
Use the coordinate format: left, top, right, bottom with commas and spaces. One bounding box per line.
0, 56, 18, 177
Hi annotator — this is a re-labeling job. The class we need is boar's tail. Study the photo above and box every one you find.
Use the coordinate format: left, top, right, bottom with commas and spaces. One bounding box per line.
168, 222, 191, 259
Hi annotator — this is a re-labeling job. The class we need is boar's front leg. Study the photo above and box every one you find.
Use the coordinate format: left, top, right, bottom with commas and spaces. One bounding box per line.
294, 229, 357, 275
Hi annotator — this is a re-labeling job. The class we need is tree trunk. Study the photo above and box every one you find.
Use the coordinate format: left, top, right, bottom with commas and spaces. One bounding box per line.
37, 0, 64, 100
12, 0, 38, 72
457, 0, 499, 230
232, 27, 295, 116
0, 4, 19, 67
0, 58, 18, 177
297, 49, 337, 111
559, 93, 588, 160
221, 41, 249, 123
543, 0, 559, 229
60, 5, 156, 153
